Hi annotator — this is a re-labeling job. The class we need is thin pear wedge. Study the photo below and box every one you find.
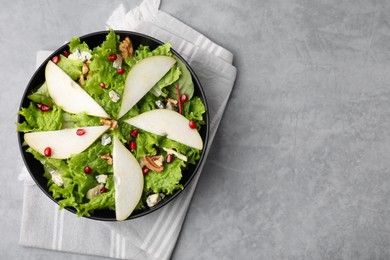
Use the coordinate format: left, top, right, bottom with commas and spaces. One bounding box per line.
118, 56, 176, 118
113, 136, 144, 221
45, 60, 109, 118
124, 109, 203, 150
24, 125, 110, 159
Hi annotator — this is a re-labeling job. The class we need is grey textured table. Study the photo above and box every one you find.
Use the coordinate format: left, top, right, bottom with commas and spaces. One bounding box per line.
3, 0, 390, 259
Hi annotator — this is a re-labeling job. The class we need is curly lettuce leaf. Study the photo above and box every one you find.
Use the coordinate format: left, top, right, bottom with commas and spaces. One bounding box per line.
183, 96, 206, 127
17, 102, 63, 132
144, 158, 185, 194
56, 54, 84, 80
92, 29, 119, 57
69, 37, 91, 53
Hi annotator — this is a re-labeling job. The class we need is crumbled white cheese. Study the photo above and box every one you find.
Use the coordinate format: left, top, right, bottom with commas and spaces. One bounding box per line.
109, 90, 120, 102
68, 48, 92, 62
86, 184, 104, 200
155, 100, 165, 109
101, 133, 112, 146
95, 174, 108, 184
112, 54, 123, 69
162, 147, 188, 162
146, 193, 162, 207
50, 171, 63, 186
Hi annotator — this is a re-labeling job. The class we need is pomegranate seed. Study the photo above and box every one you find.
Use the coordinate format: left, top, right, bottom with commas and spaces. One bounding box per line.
36, 103, 42, 109
189, 120, 196, 129
40, 105, 50, 112
108, 54, 117, 61
84, 166, 92, 174
130, 129, 139, 138
117, 68, 125, 75
129, 140, 137, 151
180, 94, 188, 103
142, 167, 150, 175
44, 147, 52, 157
100, 82, 106, 89
166, 154, 174, 163
52, 55, 60, 64
100, 186, 107, 193
63, 50, 70, 58
76, 129, 86, 136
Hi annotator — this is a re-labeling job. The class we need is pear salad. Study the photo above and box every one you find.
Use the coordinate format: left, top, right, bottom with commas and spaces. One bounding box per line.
17, 30, 206, 221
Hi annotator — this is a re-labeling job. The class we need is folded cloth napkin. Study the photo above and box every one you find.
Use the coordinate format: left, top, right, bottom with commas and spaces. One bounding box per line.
19, 0, 237, 259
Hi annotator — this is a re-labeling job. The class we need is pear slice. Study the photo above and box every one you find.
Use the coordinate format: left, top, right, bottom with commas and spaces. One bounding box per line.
124, 109, 203, 150
118, 56, 176, 118
24, 125, 110, 159
45, 60, 109, 118
113, 136, 143, 221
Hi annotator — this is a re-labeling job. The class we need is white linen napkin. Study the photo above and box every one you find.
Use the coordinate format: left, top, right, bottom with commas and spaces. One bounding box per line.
18, 0, 236, 259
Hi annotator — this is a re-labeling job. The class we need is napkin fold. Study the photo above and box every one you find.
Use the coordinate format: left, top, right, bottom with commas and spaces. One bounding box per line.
19, 0, 236, 259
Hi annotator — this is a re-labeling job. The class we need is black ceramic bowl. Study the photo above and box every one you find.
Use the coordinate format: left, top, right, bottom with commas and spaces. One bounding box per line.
17, 30, 209, 221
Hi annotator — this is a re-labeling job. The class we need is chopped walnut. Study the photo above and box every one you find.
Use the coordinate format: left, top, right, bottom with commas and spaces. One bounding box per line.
143, 155, 165, 172
166, 98, 178, 110
100, 153, 113, 165
79, 61, 91, 85
119, 37, 134, 59
100, 118, 119, 130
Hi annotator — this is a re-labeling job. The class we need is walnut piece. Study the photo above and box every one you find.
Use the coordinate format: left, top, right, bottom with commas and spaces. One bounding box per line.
119, 37, 134, 59
100, 118, 118, 130
166, 98, 178, 111
78, 61, 91, 85
100, 153, 113, 165
143, 155, 165, 172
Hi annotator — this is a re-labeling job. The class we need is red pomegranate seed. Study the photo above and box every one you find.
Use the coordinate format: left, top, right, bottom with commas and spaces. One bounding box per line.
63, 50, 70, 57
142, 167, 150, 175
84, 166, 92, 174
129, 140, 137, 151
130, 129, 139, 138
166, 154, 174, 163
100, 186, 107, 193
180, 94, 188, 103
117, 68, 125, 75
189, 120, 196, 129
44, 147, 52, 157
108, 54, 117, 61
100, 82, 106, 89
40, 105, 50, 112
52, 55, 60, 64
76, 129, 86, 136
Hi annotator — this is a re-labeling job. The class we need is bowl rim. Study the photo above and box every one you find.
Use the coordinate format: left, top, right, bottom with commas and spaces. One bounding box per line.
17, 30, 210, 221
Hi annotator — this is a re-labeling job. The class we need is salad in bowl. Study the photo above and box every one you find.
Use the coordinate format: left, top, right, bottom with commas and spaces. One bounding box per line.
17, 30, 208, 221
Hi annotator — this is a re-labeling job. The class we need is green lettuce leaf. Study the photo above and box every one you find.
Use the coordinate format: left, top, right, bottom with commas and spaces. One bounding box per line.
183, 96, 206, 127
149, 65, 181, 97
62, 112, 101, 128
166, 56, 195, 100
69, 37, 91, 53
27, 82, 53, 106
17, 102, 63, 132
56, 54, 84, 80
144, 158, 185, 194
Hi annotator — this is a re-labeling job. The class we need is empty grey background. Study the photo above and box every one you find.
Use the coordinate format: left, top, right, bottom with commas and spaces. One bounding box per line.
2, 0, 390, 259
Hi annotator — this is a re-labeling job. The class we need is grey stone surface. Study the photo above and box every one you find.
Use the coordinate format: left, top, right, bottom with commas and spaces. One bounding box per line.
3, 0, 390, 259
